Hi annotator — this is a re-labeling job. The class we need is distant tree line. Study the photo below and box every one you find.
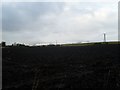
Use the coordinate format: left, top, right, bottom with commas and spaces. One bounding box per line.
0, 41, 62, 47
0, 41, 6, 47
12, 42, 25, 47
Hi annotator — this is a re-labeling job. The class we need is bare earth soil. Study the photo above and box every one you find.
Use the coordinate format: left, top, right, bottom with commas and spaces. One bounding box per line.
2, 44, 120, 89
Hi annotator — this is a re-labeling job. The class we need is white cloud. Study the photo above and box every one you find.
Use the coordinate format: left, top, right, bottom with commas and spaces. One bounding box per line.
2, 2, 118, 45
2, 0, 119, 2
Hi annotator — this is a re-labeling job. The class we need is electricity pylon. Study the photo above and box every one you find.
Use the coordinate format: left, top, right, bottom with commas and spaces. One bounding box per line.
104, 33, 106, 42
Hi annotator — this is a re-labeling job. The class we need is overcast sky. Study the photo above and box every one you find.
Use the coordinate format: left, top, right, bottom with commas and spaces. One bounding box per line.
1, 1, 118, 45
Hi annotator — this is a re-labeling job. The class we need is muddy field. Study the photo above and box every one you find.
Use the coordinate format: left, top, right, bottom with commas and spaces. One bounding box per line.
2, 44, 120, 89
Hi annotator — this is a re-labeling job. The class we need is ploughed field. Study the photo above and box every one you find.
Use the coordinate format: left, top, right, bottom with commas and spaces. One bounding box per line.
2, 44, 120, 89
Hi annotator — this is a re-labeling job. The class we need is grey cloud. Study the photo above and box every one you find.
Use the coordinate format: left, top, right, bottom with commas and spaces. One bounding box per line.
2, 2, 65, 32
2, 2, 118, 45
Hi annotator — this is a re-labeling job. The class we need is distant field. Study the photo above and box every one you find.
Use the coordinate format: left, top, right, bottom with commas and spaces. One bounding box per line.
2, 43, 120, 89
63, 41, 120, 46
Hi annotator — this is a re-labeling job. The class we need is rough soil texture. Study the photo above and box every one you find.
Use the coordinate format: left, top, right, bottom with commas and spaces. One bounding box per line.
2, 44, 120, 89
